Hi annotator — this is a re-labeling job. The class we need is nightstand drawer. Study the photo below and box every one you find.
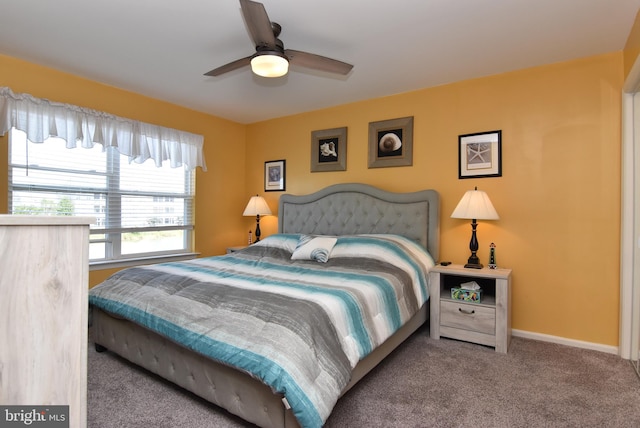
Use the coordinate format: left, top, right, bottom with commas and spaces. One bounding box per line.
440, 301, 495, 335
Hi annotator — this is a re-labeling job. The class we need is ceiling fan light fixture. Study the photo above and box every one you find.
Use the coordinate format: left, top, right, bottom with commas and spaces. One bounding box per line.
250, 52, 289, 77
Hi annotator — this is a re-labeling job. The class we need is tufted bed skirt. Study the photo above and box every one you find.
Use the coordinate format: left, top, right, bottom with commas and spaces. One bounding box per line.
92, 304, 428, 428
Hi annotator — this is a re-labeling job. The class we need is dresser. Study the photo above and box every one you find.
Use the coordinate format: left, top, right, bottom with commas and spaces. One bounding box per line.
0, 215, 93, 428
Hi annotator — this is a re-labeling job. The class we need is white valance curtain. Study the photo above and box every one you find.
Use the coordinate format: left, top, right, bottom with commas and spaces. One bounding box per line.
0, 87, 207, 171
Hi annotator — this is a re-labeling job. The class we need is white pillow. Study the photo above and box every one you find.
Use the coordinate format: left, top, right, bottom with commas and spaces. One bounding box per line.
291, 235, 337, 263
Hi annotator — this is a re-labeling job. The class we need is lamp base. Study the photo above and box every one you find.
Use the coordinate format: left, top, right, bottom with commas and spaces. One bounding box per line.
464, 252, 483, 269
464, 262, 483, 269
464, 220, 483, 269
254, 215, 261, 242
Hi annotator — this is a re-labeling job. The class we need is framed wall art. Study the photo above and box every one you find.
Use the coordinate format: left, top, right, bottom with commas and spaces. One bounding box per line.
458, 130, 502, 179
310, 127, 347, 172
264, 159, 286, 192
368, 116, 413, 168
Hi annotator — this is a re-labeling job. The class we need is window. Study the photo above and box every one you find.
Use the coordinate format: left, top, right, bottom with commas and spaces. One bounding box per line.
8, 129, 195, 263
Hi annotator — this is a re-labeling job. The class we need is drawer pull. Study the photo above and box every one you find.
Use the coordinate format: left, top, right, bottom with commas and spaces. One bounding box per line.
458, 308, 475, 315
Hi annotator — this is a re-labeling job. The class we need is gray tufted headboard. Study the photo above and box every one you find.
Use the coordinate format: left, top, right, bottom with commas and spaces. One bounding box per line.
278, 183, 439, 260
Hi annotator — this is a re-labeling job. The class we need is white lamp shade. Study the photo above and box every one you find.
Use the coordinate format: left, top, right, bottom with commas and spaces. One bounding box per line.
451, 188, 499, 220
243, 195, 272, 216
250, 54, 289, 78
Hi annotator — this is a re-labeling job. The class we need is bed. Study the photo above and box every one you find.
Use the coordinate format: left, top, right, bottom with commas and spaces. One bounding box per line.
89, 183, 439, 428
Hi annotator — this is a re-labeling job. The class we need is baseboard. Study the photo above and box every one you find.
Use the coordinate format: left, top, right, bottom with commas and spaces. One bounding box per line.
512, 329, 618, 355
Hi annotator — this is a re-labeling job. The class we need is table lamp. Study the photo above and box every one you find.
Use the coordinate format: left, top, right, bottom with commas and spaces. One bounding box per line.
451, 186, 499, 269
243, 195, 272, 242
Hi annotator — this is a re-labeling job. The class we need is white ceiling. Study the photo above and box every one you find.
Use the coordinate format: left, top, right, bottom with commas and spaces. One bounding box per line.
1, 0, 639, 124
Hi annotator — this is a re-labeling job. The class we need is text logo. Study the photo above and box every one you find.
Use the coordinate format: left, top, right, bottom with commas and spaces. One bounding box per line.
0, 406, 69, 428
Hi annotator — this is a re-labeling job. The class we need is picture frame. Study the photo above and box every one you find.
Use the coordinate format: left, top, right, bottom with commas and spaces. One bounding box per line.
368, 116, 413, 168
310, 127, 347, 172
458, 130, 502, 179
264, 159, 286, 192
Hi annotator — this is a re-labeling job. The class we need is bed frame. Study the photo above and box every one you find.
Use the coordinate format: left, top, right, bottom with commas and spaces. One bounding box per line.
92, 183, 439, 428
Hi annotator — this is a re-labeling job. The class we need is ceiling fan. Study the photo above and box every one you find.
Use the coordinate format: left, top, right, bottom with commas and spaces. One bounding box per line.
204, 0, 353, 78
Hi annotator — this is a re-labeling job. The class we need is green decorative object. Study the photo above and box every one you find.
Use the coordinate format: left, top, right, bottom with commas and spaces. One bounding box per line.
451, 287, 482, 303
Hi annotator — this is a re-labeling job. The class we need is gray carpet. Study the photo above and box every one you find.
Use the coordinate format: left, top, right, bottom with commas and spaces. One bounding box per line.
88, 328, 640, 427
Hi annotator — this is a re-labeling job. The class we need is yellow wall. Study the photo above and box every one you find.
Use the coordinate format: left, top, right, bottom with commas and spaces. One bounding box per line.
0, 51, 626, 346
246, 53, 623, 346
0, 54, 247, 286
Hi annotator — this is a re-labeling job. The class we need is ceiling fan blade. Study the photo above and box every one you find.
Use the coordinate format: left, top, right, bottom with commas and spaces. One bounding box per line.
204, 56, 252, 76
285, 49, 353, 75
240, 0, 276, 49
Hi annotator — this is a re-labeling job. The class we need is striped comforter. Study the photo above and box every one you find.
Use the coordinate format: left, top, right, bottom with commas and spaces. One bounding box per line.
89, 234, 435, 428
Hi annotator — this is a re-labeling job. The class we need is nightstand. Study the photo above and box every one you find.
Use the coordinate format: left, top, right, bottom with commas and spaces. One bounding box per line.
226, 245, 248, 254
429, 264, 512, 353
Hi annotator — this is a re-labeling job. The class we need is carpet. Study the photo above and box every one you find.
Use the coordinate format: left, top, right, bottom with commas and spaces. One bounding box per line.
88, 328, 640, 427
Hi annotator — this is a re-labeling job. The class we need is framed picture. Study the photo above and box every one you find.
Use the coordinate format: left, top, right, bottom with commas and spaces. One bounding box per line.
458, 130, 502, 179
368, 116, 413, 168
310, 127, 347, 172
264, 159, 286, 192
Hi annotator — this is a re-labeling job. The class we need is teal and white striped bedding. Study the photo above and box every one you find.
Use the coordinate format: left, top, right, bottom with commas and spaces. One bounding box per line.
89, 233, 434, 428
